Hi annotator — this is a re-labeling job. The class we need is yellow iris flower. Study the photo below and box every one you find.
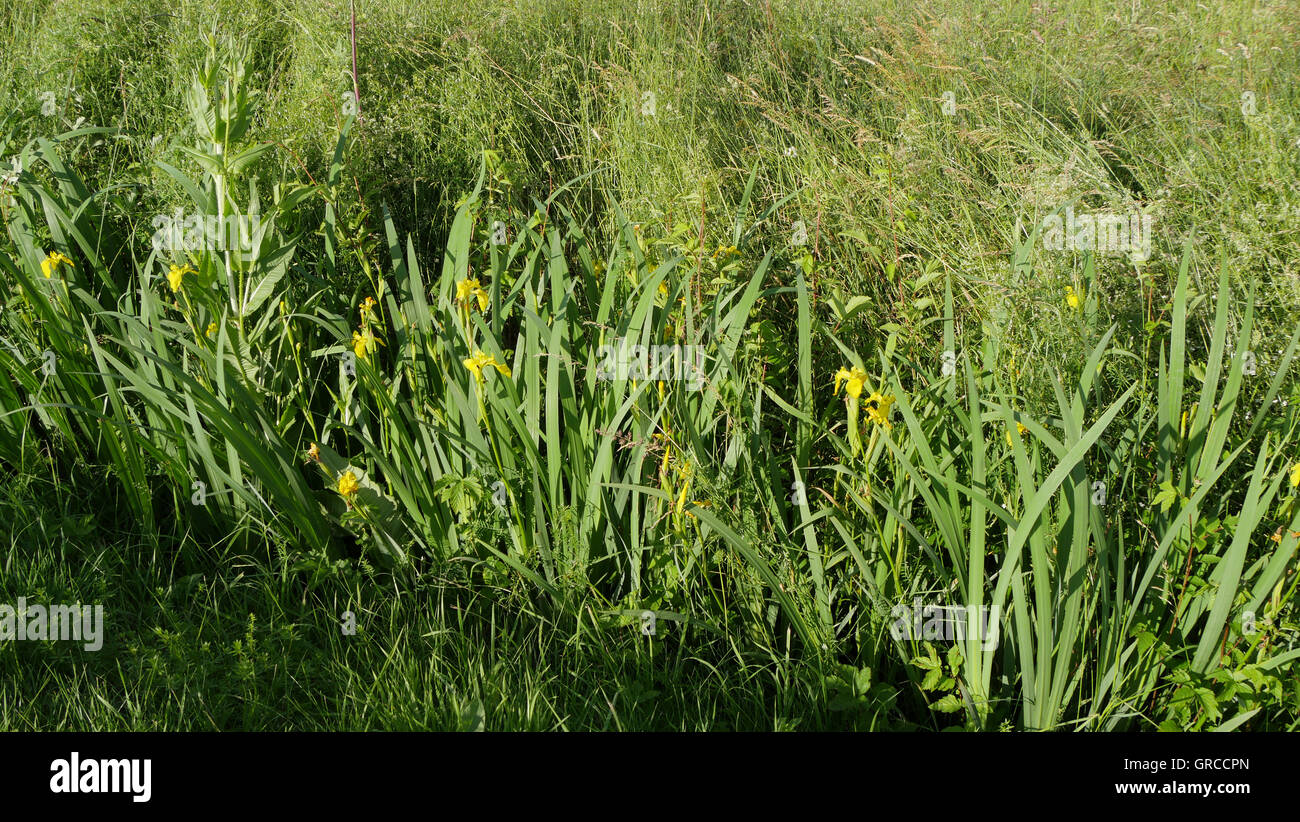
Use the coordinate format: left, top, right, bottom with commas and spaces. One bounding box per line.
167, 264, 195, 293
462, 350, 510, 384
862, 391, 895, 428
41, 251, 73, 278
456, 278, 490, 312
834, 366, 868, 399
359, 296, 378, 321
352, 327, 383, 361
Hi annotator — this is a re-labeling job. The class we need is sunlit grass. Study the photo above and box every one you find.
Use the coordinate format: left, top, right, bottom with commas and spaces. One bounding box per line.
1, 1, 1298, 731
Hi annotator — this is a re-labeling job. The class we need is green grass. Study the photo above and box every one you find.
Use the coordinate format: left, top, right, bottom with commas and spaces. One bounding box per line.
1, 0, 1298, 731
0, 459, 898, 731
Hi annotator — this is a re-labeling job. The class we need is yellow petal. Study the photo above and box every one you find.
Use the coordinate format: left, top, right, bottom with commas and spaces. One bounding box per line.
834, 367, 849, 396
456, 278, 483, 305
337, 471, 360, 497
863, 391, 894, 427
463, 353, 486, 382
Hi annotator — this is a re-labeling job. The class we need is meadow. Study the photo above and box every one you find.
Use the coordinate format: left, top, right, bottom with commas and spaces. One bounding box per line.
0, 0, 1298, 730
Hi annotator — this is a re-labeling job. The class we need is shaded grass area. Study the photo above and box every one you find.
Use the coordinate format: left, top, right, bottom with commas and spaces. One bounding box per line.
0, 457, 894, 731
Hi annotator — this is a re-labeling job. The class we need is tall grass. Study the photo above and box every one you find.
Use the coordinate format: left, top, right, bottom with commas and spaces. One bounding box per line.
2, 14, 1298, 730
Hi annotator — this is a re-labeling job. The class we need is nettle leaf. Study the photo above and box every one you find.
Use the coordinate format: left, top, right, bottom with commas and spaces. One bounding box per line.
946, 644, 964, 674
1133, 626, 1157, 652
912, 654, 939, 671
931, 693, 964, 713
1208, 668, 1234, 685
922, 666, 945, 691
1196, 688, 1221, 719
1153, 480, 1179, 513
1242, 667, 1266, 690
434, 474, 485, 520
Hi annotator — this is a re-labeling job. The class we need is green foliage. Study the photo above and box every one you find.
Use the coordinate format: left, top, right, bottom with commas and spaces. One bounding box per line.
1, 3, 1298, 731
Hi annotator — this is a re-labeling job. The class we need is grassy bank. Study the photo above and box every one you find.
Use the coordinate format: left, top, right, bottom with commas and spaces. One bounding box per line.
1, 0, 1298, 730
